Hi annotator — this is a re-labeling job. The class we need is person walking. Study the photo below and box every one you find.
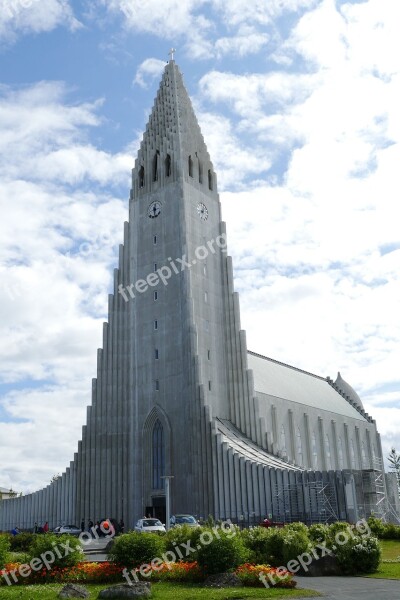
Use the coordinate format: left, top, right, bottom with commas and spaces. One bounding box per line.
81, 518, 85, 533
43, 521, 49, 533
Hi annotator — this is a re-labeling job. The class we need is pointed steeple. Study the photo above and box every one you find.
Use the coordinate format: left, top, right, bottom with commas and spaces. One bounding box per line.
132, 60, 217, 199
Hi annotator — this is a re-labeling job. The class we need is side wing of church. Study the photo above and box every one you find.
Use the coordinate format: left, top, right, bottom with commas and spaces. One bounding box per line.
1, 60, 399, 531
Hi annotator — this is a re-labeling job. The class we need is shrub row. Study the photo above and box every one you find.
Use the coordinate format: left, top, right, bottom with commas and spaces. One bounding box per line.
367, 516, 400, 540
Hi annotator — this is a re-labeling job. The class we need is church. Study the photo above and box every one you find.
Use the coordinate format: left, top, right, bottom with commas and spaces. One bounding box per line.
1, 59, 399, 531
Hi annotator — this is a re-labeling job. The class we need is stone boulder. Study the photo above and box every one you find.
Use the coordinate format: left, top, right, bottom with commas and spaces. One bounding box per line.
298, 554, 341, 577
203, 573, 242, 588
98, 582, 151, 598
58, 584, 89, 598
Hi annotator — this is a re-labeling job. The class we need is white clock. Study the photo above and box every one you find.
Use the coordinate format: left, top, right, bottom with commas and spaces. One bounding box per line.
197, 202, 208, 220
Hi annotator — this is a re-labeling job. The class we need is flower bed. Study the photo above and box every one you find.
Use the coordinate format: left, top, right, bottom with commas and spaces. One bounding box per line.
236, 563, 296, 588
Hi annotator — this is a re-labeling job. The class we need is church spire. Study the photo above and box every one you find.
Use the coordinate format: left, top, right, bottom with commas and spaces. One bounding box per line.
131, 60, 217, 200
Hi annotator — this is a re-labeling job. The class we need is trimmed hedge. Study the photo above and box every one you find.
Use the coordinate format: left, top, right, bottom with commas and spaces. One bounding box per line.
108, 532, 165, 569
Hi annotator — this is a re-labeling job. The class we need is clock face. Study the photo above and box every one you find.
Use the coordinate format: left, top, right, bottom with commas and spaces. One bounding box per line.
197, 202, 208, 221
148, 201, 162, 219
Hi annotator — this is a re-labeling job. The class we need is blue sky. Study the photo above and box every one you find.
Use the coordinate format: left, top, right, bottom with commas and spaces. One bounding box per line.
0, 0, 399, 492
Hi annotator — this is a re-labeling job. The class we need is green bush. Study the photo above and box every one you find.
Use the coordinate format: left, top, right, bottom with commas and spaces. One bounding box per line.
240, 527, 272, 564
380, 523, 400, 540
196, 528, 246, 575
0, 534, 11, 569
109, 532, 166, 569
261, 528, 286, 566
327, 522, 352, 549
284, 522, 309, 535
334, 534, 381, 574
164, 524, 201, 561
9, 532, 35, 553
28, 534, 83, 571
282, 528, 311, 565
308, 523, 329, 545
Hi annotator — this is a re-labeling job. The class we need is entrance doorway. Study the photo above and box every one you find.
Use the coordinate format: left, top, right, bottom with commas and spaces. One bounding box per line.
151, 496, 166, 523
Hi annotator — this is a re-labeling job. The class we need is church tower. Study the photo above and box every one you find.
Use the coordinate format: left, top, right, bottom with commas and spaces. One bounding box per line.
115, 57, 260, 523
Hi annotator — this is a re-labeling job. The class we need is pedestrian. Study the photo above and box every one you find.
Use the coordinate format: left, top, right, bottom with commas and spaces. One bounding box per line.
43, 521, 49, 533
81, 518, 85, 533
34, 522, 38, 534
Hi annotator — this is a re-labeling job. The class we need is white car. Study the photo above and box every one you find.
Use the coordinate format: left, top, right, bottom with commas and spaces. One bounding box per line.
53, 524, 81, 535
170, 514, 199, 528
134, 518, 166, 533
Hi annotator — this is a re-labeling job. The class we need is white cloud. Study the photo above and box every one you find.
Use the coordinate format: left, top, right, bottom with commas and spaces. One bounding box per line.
214, 27, 269, 58
0, 0, 80, 46
134, 58, 167, 88
0, 82, 130, 491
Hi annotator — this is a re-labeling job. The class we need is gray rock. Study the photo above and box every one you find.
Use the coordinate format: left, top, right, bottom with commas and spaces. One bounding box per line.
203, 572, 242, 588
98, 582, 151, 598
58, 584, 89, 598
298, 554, 341, 576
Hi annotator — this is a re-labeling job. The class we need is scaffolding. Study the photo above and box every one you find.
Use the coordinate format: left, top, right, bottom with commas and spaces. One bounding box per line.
274, 480, 339, 524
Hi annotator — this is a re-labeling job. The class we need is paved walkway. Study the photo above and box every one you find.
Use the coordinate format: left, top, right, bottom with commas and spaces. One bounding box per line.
297, 576, 399, 599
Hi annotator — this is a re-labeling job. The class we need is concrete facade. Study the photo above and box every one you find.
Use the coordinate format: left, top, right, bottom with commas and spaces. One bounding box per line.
0, 61, 397, 531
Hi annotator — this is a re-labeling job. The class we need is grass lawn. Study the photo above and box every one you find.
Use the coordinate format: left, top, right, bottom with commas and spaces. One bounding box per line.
0, 582, 321, 599
380, 540, 400, 561
365, 539, 400, 580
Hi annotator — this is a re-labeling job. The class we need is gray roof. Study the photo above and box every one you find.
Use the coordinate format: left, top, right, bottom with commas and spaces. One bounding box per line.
248, 351, 367, 422
0, 486, 14, 493
216, 419, 301, 470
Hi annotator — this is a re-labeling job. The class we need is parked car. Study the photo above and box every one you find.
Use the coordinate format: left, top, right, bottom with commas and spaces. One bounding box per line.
170, 514, 199, 528
134, 518, 166, 533
53, 524, 81, 535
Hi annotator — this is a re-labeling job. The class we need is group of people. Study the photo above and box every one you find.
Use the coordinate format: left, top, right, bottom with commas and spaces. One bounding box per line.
80, 518, 125, 537
33, 521, 49, 534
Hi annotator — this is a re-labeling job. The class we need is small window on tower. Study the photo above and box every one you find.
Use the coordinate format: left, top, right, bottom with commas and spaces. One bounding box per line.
165, 154, 171, 177
155, 349, 159, 360
207, 350, 211, 360
154, 236, 157, 245
208, 169, 213, 191
139, 166, 145, 188
204, 291, 208, 303
154, 291, 158, 301
154, 320, 158, 330
198, 159, 203, 184
152, 152, 159, 182
188, 155, 194, 178
208, 381, 212, 391
154, 263, 157, 272
155, 380, 160, 391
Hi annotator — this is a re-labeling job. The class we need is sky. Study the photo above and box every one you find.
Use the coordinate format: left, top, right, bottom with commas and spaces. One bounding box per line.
0, 0, 399, 494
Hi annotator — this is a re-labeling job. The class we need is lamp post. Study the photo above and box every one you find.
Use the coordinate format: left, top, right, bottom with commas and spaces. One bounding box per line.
161, 476, 174, 531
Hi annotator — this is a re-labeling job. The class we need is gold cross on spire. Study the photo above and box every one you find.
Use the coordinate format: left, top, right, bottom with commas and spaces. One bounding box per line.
168, 48, 176, 61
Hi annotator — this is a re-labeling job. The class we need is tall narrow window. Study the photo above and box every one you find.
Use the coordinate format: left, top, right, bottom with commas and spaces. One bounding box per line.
280, 425, 287, 458
139, 166, 145, 188
155, 349, 159, 360
165, 154, 171, 177
208, 169, 213, 190
296, 427, 303, 466
325, 434, 332, 470
154, 291, 158, 301
155, 380, 160, 391
188, 155, 194, 177
198, 158, 203, 183
207, 350, 211, 360
154, 320, 158, 330
152, 151, 159, 182
361, 442, 367, 468
208, 381, 212, 391
338, 437, 344, 469
312, 431, 318, 469
154, 263, 157, 272
204, 291, 208, 303
350, 439, 356, 469
154, 235, 157, 245
152, 419, 165, 489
